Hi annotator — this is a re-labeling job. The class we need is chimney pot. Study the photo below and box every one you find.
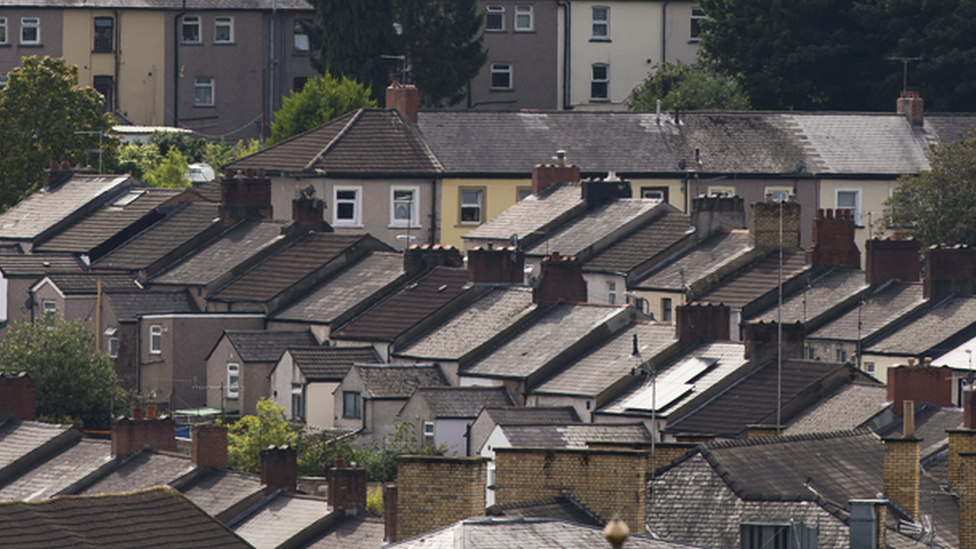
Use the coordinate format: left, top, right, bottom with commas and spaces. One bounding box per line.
146, 404, 156, 420
903, 401, 915, 437
132, 406, 143, 420
60, 160, 70, 169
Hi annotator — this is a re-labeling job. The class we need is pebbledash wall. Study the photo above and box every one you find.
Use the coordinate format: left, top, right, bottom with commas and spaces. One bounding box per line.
493, 447, 647, 532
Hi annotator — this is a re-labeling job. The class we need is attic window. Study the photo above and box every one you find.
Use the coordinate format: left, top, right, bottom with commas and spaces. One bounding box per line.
111, 190, 146, 207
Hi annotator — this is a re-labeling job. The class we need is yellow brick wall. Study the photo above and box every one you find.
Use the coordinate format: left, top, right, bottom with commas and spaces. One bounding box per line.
947, 430, 976, 491
882, 438, 920, 519
494, 448, 647, 531
960, 452, 976, 549
585, 442, 698, 477
396, 456, 487, 541
750, 200, 801, 250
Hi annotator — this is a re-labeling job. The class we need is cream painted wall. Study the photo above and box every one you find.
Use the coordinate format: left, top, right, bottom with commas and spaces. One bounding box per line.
629, 178, 686, 212
631, 288, 684, 322
858, 353, 904, 385
818, 179, 900, 267
441, 177, 531, 249
62, 10, 166, 126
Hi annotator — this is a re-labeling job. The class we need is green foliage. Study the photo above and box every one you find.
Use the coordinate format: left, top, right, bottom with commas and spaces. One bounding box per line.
223, 398, 307, 473
304, 0, 487, 107
150, 131, 208, 163
142, 147, 191, 188
203, 139, 260, 172
884, 131, 976, 248
117, 136, 258, 183
628, 62, 750, 112
268, 74, 376, 145
0, 316, 129, 430
366, 485, 384, 516
0, 56, 117, 209
116, 143, 163, 181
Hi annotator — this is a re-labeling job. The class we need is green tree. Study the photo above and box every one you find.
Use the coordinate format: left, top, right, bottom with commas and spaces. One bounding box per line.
116, 143, 163, 181
304, 0, 486, 107
142, 147, 191, 188
0, 316, 129, 430
202, 139, 260, 172
628, 62, 750, 112
268, 74, 376, 145
884, 130, 976, 248
223, 398, 307, 473
0, 56, 116, 210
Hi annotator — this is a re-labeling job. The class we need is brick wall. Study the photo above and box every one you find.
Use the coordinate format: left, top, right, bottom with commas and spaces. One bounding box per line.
328, 467, 367, 511
746, 425, 780, 439
883, 437, 920, 519
865, 238, 920, 290
586, 441, 698, 477
960, 452, 976, 549
947, 430, 976, 491
691, 196, 746, 236
387, 82, 419, 123
468, 245, 525, 284
532, 252, 587, 306
494, 448, 647, 532
396, 456, 487, 541
532, 162, 580, 195
924, 244, 976, 300
806, 209, 860, 267
742, 320, 804, 362
292, 196, 325, 226
0, 373, 35, 421
404, 244, 463, 275
676, 303, 730, 348
887, 366, 952, 415
261, 446, 297, 494
896, 91, 924, 125
749, 199, 801, 250
191, 424, 227, 469
111, 410, 177, 460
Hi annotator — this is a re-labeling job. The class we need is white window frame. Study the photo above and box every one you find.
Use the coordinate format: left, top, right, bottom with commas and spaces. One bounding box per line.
490, 63, 512, 90
606, 281, 616, 305
590, 63, 609, 101
485, 5, 505, 31
515, 6, 534, 31
390, 186, 420, 228
150, 325, 162, 354
227, 363, 240, 399
291, 383, 303, 419
108, 336, 119, 359
765, 186, 792, 202
42, 300, 56, 314
20, 17, 40, 45
182, 15, 201, 43
690, 6, 705, 41
214, 16, 234, 43
423, 421, 435, 446
333, 186, 363, 227
194, 77, 214, 106
662, 297, 673, 322
835, 188, 862, 225
0, 18, 7, 45
591, 7, 609, 40
864, 361, 875, 374
294, 19, 310, 52
708, 185, 735, 197
460, 188, 485, 225
343, 391, 361, 418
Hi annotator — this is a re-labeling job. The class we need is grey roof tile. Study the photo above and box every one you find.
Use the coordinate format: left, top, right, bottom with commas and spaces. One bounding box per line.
272, 252, 404, 324
866, 295, 976, 355
497, 423, 652, 449
0, 486, 252, 549
232, 492, 334, 549
584, 209, 694, 273
926, 114, 976, 144
301, 513, 386, 549
486, 495, 603, 526
355, 364, 448, 399
223, 330, 317, 363
633, 231, 752, 291
876, 403, 964, 460
462, 183, 585, 242
523, 200, 666, 258
694, 250, 809, 308
80, 450, 195, 495
416, 387, 514, 418
395, 287, 537, 361
783, 383, 890, 437
289, 346, 381, 381
0, 438, 111, 502
0, 419, 74, 472
747, 268, 869, 324
482, 407, 581, 426
105, 290, 199, 321
42, 273, 142, 295
0, 254, 84, 277
180, 469, 265, 519
808, 283, 924, 342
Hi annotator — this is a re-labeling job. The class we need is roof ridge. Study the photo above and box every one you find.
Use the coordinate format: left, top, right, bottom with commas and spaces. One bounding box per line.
305, 108, 364, 171
705, 426, 876, 451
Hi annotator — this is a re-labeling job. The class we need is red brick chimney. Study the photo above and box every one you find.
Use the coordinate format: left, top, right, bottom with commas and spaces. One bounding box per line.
468, 245, 525, 284
865, 237, 920, 290
261, 445, 297, 494
532, 151, 580, 195
0, 372, 36, 421
676, 303, 731, 348
882, 401, 921, 520
387, 80, 419, 123
191, 423, 228, 470
742, 320, 805, 362
221, 169, 273, 223
691, 195, 746, 236
886, 365, 952, 415
532, 252, 587, 306
924, 244, 976, 300
404, 244, 463, 275
292, 193, 326, 229
43, 160, 74, 191
111, 407, 177, 460
897, 91, 924, 126
806, 208, 860, 267
328, 465, 368, 513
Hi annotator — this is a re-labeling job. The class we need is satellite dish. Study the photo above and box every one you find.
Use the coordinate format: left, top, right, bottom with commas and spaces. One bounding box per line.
509, 233, 519, 249
678, 159, 688, 170
302, 183, 316, 198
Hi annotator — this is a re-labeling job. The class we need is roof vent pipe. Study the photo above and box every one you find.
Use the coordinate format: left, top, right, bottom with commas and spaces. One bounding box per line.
556, 150, 566, 168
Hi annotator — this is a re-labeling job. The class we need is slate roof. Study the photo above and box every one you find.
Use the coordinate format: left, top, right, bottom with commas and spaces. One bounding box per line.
485, 496, 603, 527
462, 183, 585, 242
480, 406, 581, 426
783, 382, 890, 436
747, 267, 869, 324
179, 469, 265, 520
0, 418, 75, 473
0, 438, 111, 502
395, 287, 537, 361
211, 233, 372, 304
389, 517, 694, 549
221, 330, 317, 363
0, 174, 136, 242
866, 295, 976, 355
807, 283, 924, 342
228, 109, 441, 175
40, 272, 141, 295
0, 254, 84, 277
33, 188, 184, 253
0, 486, 252, 549
666, 360, 851, 437
301, 513, 386, 549
231, 492, 334, 549
192, 180, 223, 202
693, 250, 809, 308
926, 114, 976, 144
415, 387, 514, 418
288, 346, 380, 381
532, 321, 677, 398
271, 252, 404, 324
151, 220, 290, 286
523, 199, 665, 258
584, 209, 693, 274
632, 230, 752, 291
876, 403, 964, 460
80, 450, 195, 495
92, 202, 223, 271
333, 267, 470, 342
354, 364, 448, 399
105, 290, 198, 321
462, 304, 629, 380
417, 111, 683, 174
497, 423, 652, 449
6, 0, 311, 8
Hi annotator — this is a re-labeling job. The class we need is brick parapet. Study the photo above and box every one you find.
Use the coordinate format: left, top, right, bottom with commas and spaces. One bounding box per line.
887, 367, 952, 415
0, 373, 36, 421
960, 452, 976, 549
191, 423, 227, 469
749, 200, 801, 250
111, 411, 177, 460
882, 437, 920, 519
396, 456, 487, 541
947, 430, 976, 491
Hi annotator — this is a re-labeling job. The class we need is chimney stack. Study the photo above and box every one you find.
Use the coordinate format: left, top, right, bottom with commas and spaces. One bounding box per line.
924, 244, 976, 300
897, 91, 924, 126
532, 151, 581, 195
849, 499, 888, 549
749, 198, 801, 250
328, 465, 368, 513
960, 452, 976, 549
292, 185, 327, 230
111, 407, 177, 460
882, 400, 921, 520
947, 390, 976, 494
43, 160, 74, 190
384, 483, 398, 542
532, 252, 587, 306
676, 303, 731, 348
0, 372, 36, 421
742, 320, 805, 363
221, 171, 273, 224
261, 445, 298, 494
865, 237, 920, 290
386, 80, 419, 124
191, 423, 228, 470
806, 209, 860, 267
467, 244, 525, 284
886, 365, 952, 415
404, 244, 463, 275
691, 195, 746, 237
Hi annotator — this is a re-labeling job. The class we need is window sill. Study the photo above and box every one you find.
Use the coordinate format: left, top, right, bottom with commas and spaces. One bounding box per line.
92, 49, 114, 54
0, 44, 10, 47
456, 223, 483, 228
389, 223, 422, 229
490, 88, 514, 92
689, 38, 702, 43
18, 43, 43, 47
214, 41, 236, 45
193, 104, 216, 109
589, 37, 611, 43
514, 29, 536, 33
590, 98, 611, 103
333, 223, 364, 229
486, 29, 507, 33
149, 351, 162, 355
181, 42, 203, 46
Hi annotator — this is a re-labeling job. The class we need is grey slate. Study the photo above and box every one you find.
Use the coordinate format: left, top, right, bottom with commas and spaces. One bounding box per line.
783, 383, 890, 437
584, 209, 694, 273
180, 469, 265, 520
416, 387, 514, 419
486, 496, 603, 527
523, 199, 665, 258
106, 290, 199, 321
866, 295, 976, 355
808, 283, 924, 342
231, 492, 333, 549
481, 406, 581, 426
0, 438, 111, 502
694, 250, 809, 308
462, 183, 585, 242
0, 254, 84, 277
633, 230, 752, 291
498, 423, 652, 449
289, 346, 380, 381
747, 268, 869, 324
42, 272, 142, 295
0, 419, 74, 473
80, 450, 195, 495
875, 403, 964, 460
223, 330, 317, 363
354, 364, 448, 399
301, 513, 386, 549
